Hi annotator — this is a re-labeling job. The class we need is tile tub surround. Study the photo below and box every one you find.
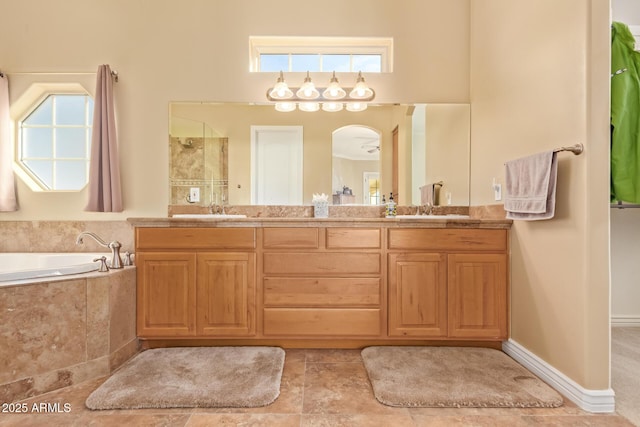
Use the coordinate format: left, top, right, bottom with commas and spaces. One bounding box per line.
0, 221, 134, 253
0, 267, 138, 403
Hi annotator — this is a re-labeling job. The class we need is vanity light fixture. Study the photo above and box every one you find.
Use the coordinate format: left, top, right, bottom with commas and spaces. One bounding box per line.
346, 102, 367, 112
268, 71, 293, 100
322, 71, 346, 100
322, 102, 344, 112
298, 102, 320, 112
349, 71, 374, 99
275, 102, 296, 112
296, 71, 320, 100
267, 70, 375, 112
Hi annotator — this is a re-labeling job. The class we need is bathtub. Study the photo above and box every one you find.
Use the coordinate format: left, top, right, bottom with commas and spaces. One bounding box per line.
0, 253, 112, 285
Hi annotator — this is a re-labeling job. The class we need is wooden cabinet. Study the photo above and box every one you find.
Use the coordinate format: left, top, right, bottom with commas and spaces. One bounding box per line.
387, 229, 508, 340
262, 227, 383, 338
388, 253, 447, 337
196, 252, 256, 336
136, 252, 196, 337
136, 228, 256, 339
448, 253, 507, 339
134, 223, 509, 344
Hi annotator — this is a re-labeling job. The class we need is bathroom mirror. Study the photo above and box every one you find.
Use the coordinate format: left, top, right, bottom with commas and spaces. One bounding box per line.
169, 102, 470, 206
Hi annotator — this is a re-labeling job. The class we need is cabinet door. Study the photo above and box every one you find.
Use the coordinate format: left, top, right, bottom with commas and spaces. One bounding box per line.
196, 252, 256, 336
136, 252, 196, 337
448, 254, 507, 339
388, 253, 447, 337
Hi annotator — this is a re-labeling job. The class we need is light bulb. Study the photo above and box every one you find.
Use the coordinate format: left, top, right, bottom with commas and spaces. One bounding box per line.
322, 71, 346, 100
296, 71, 320, 100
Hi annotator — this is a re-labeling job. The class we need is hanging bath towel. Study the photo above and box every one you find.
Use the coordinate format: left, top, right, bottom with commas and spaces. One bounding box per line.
504, 150, 557, 221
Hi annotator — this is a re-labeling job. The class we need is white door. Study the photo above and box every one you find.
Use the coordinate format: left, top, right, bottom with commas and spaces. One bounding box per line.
363, 172, 380, 205
251, 126, 303, 205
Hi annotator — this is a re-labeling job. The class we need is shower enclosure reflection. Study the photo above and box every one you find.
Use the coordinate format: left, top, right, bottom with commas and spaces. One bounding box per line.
169, 116, 228, 206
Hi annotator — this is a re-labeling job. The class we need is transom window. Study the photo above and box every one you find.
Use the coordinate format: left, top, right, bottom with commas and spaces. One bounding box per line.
249, 36, 393, 73
19, 94, 94, 191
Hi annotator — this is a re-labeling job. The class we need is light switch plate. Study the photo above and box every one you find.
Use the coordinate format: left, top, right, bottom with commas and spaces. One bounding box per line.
189, 187, 200, 202
494, 183, 502, 201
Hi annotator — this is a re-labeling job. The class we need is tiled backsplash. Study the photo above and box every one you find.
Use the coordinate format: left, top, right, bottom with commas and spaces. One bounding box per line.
168, 204, 472, 218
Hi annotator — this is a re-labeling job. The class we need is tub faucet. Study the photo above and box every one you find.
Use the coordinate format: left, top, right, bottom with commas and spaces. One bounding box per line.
76, 232, 123, 269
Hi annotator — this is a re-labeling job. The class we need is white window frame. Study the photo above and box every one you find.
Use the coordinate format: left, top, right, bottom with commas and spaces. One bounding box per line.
249, 36, 393, 72
12, 85, 94, 192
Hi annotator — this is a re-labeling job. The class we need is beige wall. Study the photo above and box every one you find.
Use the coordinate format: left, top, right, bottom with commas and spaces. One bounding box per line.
425, 104, 470, 206
0, 0, 470, 220
332, 157, 380, 204
470, 0, 610, 389
0, 0, 613, 393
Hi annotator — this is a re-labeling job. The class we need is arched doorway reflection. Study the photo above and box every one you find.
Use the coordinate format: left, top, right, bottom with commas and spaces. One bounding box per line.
332, 125, 381, 205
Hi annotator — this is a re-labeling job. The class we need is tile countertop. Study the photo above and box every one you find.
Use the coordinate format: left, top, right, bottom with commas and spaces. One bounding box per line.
127, 216, 512, 229
132, 204, 512, 228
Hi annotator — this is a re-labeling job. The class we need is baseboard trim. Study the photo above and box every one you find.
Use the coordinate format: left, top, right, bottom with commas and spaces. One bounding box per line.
502, 339, 615, 413
611, 315, 640, 326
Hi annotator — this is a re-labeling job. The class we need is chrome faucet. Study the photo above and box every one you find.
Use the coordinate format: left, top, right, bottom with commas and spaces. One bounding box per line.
208, 193, 227, 215
76, 232, 123, 269
209, 202, 223, 214
423, 202, 434, 215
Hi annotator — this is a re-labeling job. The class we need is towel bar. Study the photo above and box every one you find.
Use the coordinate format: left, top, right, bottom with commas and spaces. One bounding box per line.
553, 144, 583, 155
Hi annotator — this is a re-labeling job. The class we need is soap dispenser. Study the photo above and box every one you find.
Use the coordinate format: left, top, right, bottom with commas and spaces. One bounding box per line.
385, 192, 397, 218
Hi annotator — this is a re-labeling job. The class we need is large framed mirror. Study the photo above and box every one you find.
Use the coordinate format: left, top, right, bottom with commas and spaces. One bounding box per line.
169, 102, 470, 207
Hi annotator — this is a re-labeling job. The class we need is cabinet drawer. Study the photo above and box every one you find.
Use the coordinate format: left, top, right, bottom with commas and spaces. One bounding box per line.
263, 252, 381, 275
388, 229, 507, 251
263, 228, 319, 249
137, 227, 256, 250
263, 308, 381, 336
264, 277, 380, 307
326, 228, 381, 249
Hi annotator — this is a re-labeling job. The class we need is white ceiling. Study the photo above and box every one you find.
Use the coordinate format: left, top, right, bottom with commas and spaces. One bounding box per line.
332, 126, 380, 161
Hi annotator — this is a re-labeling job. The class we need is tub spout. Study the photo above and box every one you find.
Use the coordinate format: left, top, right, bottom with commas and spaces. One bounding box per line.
76, 232, 123, 269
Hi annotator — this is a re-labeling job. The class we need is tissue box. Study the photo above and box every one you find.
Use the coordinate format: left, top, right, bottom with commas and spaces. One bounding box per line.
313, 201, 329, 218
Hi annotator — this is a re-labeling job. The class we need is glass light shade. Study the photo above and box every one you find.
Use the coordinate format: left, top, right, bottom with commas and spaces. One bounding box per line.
298, 102, 320, 112
322, 72, 346, 100
345, 102, 368, 112
268, 71, 293, 100
275, 102, 296, 112
348, 71, 374, 100
321, 102, 344, 112
296, 71, 320, 100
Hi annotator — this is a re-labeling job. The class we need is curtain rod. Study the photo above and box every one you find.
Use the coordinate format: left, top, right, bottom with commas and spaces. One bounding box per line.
0, 70, 119, 82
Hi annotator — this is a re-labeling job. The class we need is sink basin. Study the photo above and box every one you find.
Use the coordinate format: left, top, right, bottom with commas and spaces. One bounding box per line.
394, 214, 470, 219
172, 214, 247, 219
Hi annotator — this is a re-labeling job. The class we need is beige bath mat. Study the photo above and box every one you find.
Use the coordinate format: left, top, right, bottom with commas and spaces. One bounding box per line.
361, 346, 563, 408
86, 346, 285, 409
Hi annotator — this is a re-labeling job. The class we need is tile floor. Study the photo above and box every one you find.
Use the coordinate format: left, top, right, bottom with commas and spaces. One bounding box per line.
0, 349, 634, 427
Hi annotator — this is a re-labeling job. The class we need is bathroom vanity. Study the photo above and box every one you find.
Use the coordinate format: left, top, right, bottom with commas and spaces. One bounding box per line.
129, 216, 510, 347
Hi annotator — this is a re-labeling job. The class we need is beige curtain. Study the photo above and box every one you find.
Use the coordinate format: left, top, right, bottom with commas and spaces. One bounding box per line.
0, 73, 17, 212
85, 64, 123, 212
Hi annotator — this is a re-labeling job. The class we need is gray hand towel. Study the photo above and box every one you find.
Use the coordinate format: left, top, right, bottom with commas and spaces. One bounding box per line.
504, 150, 557, 220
